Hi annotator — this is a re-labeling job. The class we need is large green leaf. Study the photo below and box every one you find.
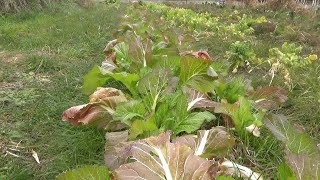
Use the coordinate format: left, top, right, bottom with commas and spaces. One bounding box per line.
186, 75, 216, 93
180, 57, 212, 85
82, 66, 110, 95
264, 114, 320, 180
215, 97, 254, 131
174, 111, 215, 135
137, 69, 178, 112
108, 72, 140, 96
56, 165, 110, 180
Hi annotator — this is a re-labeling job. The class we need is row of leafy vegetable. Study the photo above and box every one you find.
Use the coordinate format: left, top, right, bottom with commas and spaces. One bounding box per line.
57, 2, 319, 180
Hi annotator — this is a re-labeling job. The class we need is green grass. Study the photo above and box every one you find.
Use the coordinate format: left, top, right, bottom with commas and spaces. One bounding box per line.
0, 2, 122, 179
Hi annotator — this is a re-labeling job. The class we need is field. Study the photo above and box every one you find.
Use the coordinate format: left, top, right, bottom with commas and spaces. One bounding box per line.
0, 1, 319, 180
0, 2, 122, 179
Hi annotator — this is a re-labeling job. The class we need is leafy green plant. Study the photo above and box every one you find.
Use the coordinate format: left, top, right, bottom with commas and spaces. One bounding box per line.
212, 77, 246, 103
103, 128, 263, 179
58, 3, 318, 179
226, 41, 256, 71
269, 42, 317, 67
267, 42, 318, 87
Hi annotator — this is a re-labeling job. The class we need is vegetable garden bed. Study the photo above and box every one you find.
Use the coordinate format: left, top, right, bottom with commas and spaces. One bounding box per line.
57, 2, 320, 179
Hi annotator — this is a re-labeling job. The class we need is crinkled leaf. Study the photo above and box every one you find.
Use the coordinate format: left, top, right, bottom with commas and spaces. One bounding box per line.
173, 127, 235, 158
62, 87, 127, 129
284, 152, 319, 180
114, 131, 218, 180
56, 165, 110, 180
82, 66, 110, 95
137, 69, 178, 112
264, 114, 320, 179
251, 87, 288, 110
113, 100, 147, 126
89, 87, 128, 110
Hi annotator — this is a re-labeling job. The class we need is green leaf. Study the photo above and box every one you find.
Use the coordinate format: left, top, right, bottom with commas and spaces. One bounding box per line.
137, 69, 178, 112
152, 55, 181, 74
180, 57, 212, 85
213, 77, 245, 104
186, 75, 216, 93
113, 100, 147, 126
215, 97, 254, 131
209, 61, 230, 77
129, 118, 158, 139
56, 165, 110, 180
108, 72, 140, 96
82, 66, 109, 95
175, 94, 189, 121
174, 111, 215, 134
114, 42, 131, 69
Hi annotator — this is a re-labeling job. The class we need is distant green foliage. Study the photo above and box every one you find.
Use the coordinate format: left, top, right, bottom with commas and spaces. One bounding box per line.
226, 41, 256, 69
269, 42, 318, 67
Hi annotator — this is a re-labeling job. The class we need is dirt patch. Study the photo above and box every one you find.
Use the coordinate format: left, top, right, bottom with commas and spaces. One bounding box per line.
0, 51, 26, 64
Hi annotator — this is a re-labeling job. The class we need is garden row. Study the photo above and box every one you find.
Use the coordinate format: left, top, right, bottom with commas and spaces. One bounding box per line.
57, 2, 319, 179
